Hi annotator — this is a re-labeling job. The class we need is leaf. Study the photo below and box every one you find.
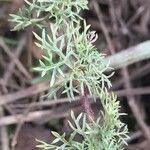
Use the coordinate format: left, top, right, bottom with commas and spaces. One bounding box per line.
33, 32, 42, 41
41, 69, 47, 77
51, 131, 61, 138
51, 138, 60, 144
50, 69, 56, 87
57, 68, 65, 77
39, 60, 45, 67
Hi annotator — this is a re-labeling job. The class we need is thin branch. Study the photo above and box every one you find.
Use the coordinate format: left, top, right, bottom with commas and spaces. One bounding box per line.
122, 67, 150, 141
93, 0, 115, 54
112, 62, 150, 89
11, 97, 37, 148
0, 107, 10, 150
0, 82, 49, 106
1, 79, 150, 107
0, 38, 31, 80
3, 37, 26, 84
0, 106, 74, 126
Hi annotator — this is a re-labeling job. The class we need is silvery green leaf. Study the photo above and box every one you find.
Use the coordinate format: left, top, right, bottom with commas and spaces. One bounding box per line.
39, 60, 45, 67
33, 32, 42, 41
50, 69, 56, 87
51, 131, 61, 138
34, 42, 42, 49
51, 138, 60, 144
57, 68, 65, 77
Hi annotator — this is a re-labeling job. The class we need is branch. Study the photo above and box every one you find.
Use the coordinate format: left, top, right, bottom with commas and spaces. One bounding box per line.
105, 40, 150, 70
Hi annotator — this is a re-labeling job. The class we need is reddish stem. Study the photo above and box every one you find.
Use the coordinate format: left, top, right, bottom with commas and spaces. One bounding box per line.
80, 88, 94, 121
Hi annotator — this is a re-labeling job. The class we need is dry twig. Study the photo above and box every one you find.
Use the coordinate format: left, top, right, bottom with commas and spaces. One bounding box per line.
0, 38, 31, 80
122, 67, 150, 141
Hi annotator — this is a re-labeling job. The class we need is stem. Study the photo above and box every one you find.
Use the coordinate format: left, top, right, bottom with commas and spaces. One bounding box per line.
80, 87, 94, 122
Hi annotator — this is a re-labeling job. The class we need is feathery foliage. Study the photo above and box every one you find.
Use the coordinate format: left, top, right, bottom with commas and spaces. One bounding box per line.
10, 0, 129, 149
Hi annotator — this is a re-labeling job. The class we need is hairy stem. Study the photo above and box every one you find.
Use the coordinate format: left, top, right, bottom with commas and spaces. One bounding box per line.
80, 88, 94, 121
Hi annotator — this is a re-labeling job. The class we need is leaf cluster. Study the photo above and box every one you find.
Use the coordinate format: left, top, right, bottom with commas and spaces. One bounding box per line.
33, 21, 113, 100
10, 0, 88, 30
37, 93, 128, 150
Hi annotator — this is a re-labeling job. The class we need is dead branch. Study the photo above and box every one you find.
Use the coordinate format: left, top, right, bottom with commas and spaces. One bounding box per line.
0, 38, 31, 80
105, 40, 150, 70
0, 82, 49, 106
